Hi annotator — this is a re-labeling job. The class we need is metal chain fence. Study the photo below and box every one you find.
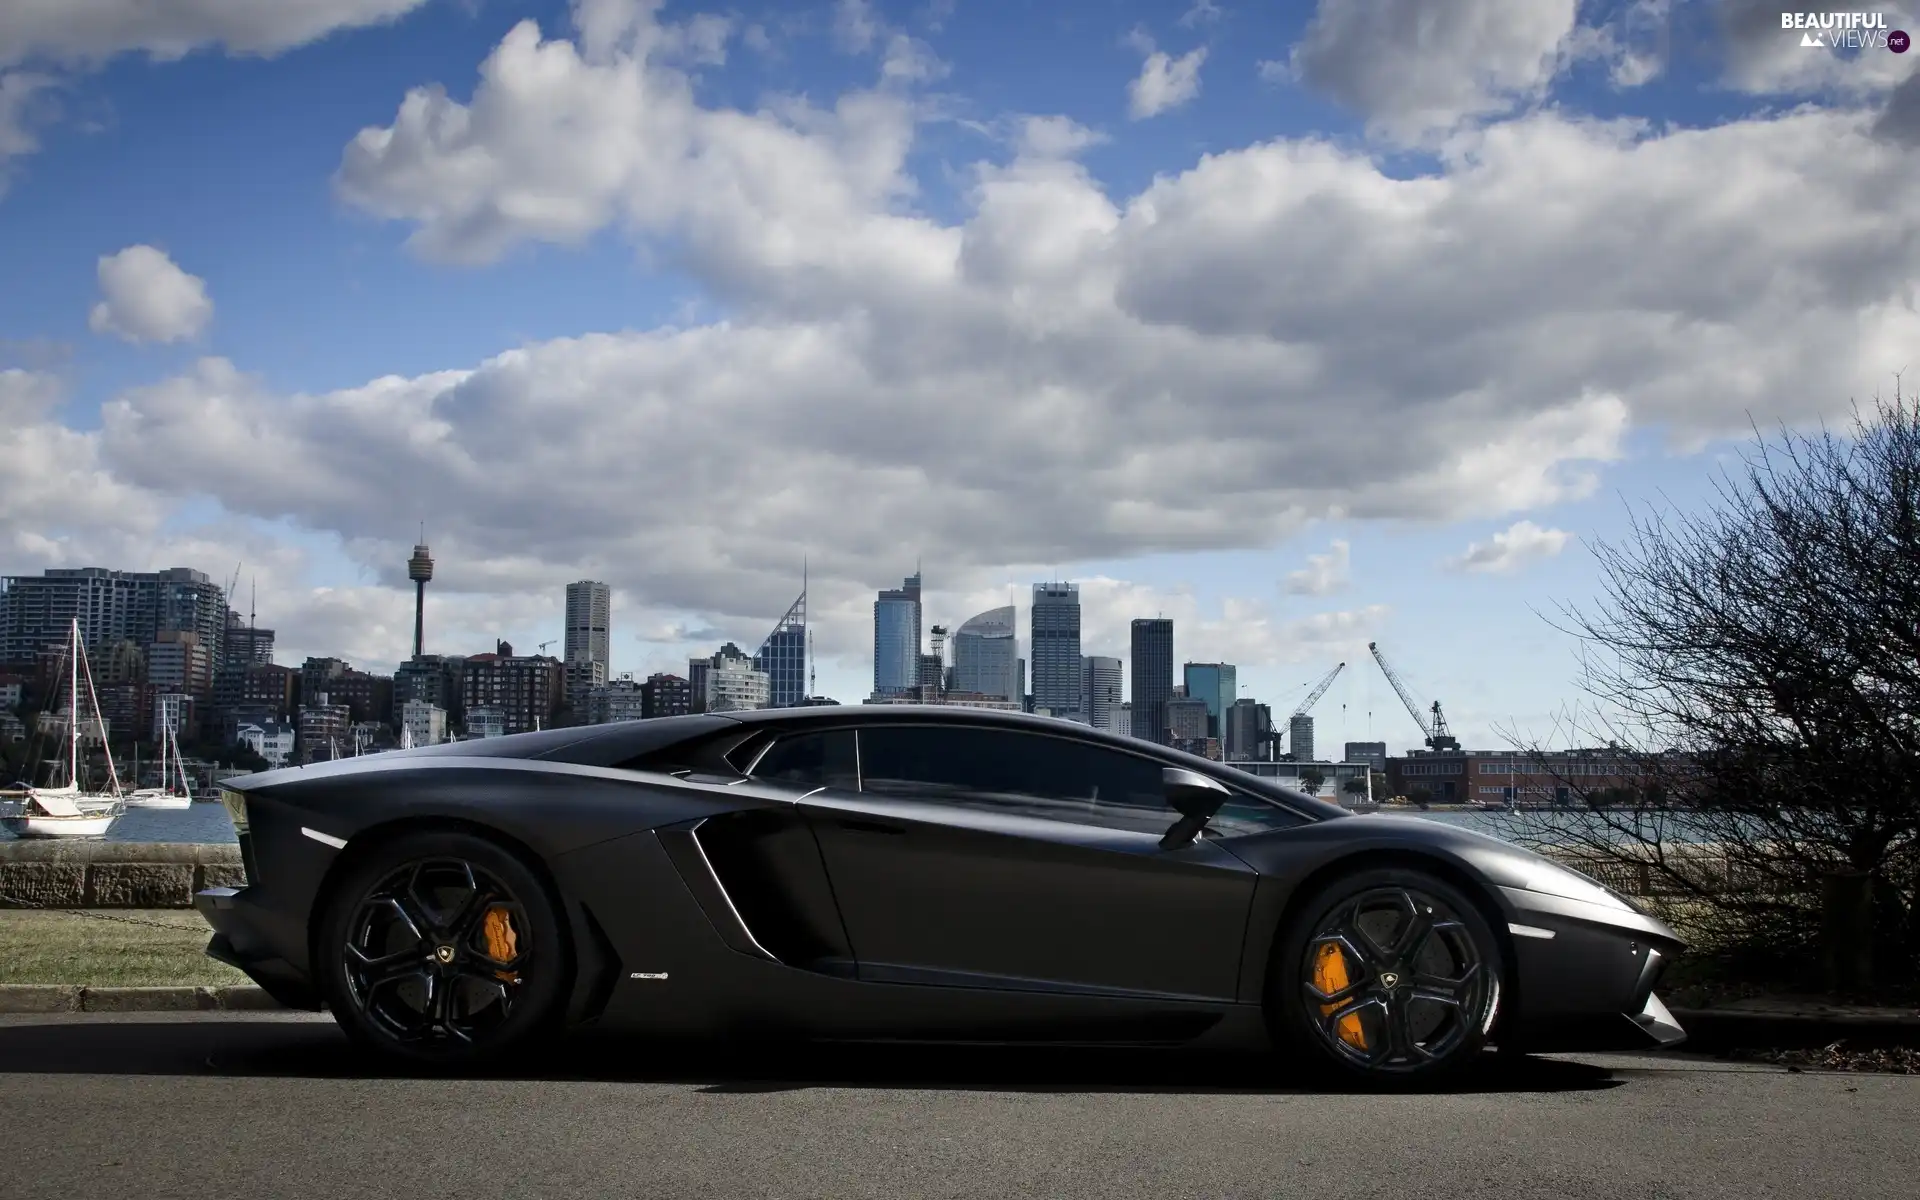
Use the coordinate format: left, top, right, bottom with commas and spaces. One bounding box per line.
0, 889, 199, 931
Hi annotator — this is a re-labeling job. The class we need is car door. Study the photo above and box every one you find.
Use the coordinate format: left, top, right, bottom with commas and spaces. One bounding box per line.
797, 722, 1259, 1001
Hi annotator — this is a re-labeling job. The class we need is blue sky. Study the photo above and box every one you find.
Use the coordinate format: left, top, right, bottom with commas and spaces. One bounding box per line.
1, 0, 1915, 753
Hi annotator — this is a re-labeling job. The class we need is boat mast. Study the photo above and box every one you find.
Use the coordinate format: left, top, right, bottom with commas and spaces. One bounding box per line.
68, 619, 79, 788
76, 624, 121, 794
174, 727, 191, 795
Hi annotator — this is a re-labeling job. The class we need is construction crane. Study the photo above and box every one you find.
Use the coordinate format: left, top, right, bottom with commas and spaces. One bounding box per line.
1293, 662, 1346, 718
537, 640, 556, 656
1270, 662, 1344, 760
225, 562, 242, 603
1367, 641, 1460, 752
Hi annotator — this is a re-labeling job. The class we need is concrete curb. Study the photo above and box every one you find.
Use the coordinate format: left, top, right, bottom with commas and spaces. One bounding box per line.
0, 984, 282, 1013
1672, 1006, 1920, 1052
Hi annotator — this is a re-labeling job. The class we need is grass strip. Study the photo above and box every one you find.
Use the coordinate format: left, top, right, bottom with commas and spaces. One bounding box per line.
0, 909, 247, 987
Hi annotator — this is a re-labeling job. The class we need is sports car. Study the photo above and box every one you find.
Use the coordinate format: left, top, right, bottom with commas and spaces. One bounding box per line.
196, 706, 1687, 1081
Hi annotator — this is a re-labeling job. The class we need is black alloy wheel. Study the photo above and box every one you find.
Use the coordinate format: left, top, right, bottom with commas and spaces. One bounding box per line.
318, 830, 570, 1066
1271, 867, 1503, 1084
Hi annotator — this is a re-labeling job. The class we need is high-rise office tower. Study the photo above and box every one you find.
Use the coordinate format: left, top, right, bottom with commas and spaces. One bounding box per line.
872, 571, 922, 697
756, 584, 807, 708
1290, 713, 1316, 762
1227, 698, 1273, 762
916, 623, 949, 695
563, 580, 611, 708
952, 605, 1019, 701
1182, 662, 1237, 738
1082, 655, 1123, 735
1130, 618, 1173, 743
1030, 582, 1083, 720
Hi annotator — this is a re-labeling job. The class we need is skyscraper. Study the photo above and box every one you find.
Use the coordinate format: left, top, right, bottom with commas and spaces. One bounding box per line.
755, 585, 807, 708
952, 605, 1019, 701
1029, 582, 1083, 721
1130, 618, 1173, 743
1227, 699, 1273, 762
872, 571, 922, 697
562, 580, 611, 708
1290, 714, 1316, 762
917, 623, 949, 695
1182, 662, 1237, 738
1082, 655, 1123, 735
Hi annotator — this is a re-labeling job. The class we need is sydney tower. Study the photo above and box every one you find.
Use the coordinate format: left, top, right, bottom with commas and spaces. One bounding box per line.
407, 541, 434, 659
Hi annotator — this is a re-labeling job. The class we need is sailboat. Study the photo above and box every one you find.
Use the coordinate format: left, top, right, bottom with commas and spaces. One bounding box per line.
0, 620, 124, 838
124, 720, 192, 810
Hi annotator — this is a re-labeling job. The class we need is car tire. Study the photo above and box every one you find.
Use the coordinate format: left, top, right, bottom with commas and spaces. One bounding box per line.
1269, 866, 1504, 1086
317, 829, 572, 1068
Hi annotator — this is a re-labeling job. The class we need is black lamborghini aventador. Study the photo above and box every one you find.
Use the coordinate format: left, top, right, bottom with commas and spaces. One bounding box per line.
196, 706, 1687, 1080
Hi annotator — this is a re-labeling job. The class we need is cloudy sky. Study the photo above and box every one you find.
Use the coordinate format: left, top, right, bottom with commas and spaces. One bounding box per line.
1, 0, 1915, 754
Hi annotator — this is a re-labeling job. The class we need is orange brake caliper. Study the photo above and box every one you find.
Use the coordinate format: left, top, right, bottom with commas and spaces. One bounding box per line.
482, 907, 520, 983
1313, 942, 1368, 1051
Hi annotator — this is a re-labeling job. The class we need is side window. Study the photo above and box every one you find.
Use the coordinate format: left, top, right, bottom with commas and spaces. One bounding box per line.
750, 730, 859, 791
856, 726, 1172, 834
1208, 795, 1305, 837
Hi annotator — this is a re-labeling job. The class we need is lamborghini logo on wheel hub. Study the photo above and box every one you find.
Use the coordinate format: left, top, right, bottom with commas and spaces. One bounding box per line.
1379, 971, 1401, 989
434, 944, 456, 964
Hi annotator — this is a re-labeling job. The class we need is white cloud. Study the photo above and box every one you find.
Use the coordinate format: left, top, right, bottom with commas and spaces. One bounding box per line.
87, 245, 213, 343
1597, 0, 1672, 88
832, 0, 880, 53
0, 370, 164, 560
1444, 520, 1572, 574
1015, 115, 1106, 159
1287, 0, 1581, 143
335, 9, 928, 268
0, 0, 432, 66
1179, 1, 1225, 28
1128, 37, 1207, 119
1284, 540, 1351, 596
0, 69, 53, 186
0, 69, 51, 155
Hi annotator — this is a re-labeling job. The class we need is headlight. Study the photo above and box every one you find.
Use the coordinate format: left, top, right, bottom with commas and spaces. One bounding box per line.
219, 788, 248, 837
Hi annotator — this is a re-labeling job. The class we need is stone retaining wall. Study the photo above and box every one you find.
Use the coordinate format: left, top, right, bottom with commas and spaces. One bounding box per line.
0, 841, 244, 908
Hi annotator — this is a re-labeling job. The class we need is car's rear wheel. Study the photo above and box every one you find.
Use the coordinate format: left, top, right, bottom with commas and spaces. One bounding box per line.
1270, 867, 1503, 1085
317, 830, 570, 1067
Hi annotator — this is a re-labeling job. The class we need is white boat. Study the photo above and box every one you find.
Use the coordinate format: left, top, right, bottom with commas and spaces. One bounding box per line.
125, 722, 192, 810
0, 621, 124, 839
0, 787, 120, 838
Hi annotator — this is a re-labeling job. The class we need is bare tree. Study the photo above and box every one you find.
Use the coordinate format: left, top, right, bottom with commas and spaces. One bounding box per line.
1501, 391, 1920, 992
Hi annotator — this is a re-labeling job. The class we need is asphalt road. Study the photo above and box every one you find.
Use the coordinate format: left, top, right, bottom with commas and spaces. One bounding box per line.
2, 1013, 1912, 1200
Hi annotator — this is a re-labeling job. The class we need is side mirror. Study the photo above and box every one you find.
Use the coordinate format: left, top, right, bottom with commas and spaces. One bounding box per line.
1159, 767, 1229, 850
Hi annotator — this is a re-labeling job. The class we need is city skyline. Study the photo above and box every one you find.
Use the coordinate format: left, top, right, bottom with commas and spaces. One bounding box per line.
2, 1, 1910, 755
0, 555, 1615, 757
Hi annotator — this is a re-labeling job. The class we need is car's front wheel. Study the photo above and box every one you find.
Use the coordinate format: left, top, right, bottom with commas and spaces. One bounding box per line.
1270, 866, 1503, 1085
317, 829, 571, 1067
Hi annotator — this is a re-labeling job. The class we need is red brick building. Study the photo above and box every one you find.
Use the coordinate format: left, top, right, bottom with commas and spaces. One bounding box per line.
1388, 748, 1652, 806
